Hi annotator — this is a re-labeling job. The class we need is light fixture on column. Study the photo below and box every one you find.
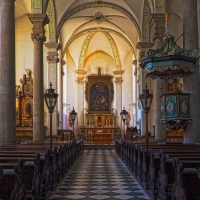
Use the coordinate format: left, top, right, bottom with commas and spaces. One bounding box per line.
139, 83, 153, 151
44, 82, 59, 154
120, 107, 128, 140
69, 107, 77, 141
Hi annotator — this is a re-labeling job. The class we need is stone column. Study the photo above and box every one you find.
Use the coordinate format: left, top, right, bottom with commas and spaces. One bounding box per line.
0, 0, 16, 144
183, 0, 200, 143
149, 13, 166, 141
57, 56, 64, 129
76, 70, 86, 138
45, 43, 60, 136
136, 42, 154, 137
113, 70, 124, 138
28, 14, 49, 141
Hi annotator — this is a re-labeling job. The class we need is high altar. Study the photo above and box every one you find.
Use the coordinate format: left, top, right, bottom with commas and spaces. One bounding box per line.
79, 68, 120, 144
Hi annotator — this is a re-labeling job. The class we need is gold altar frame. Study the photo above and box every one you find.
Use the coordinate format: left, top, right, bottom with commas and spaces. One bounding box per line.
85, 74, 114, 114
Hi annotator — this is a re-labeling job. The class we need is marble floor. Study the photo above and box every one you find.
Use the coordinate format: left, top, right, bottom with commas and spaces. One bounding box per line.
50, 148, 150, 200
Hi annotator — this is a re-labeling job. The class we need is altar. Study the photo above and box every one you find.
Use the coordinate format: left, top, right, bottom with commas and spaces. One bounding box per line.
78, 69, 121, 144
80, 126, 120, 144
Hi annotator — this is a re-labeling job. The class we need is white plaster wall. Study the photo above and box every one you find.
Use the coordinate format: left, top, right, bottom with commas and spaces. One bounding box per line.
122, 52, 133, 126
15, 15, 33, 85
66, 52, 78, 129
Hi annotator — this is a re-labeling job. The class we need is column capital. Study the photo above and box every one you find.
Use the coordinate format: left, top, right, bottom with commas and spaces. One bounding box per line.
76, 70, 87, 75
45, 43, 61, 63
46, 52, 59, 63
115, 77, 123, 84
136, 42, 154, 50
28, 14, 49, 42
44, 43, 61, 51
113, 70, 124, 75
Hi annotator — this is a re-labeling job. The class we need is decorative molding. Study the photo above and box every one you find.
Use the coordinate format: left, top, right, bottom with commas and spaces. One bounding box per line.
78, 31, 96, 69
115, 77, 123, 84
103, 31, 121, 69
148, 0, 154, 13
76, 70, 87, 75
113, 70, 124, 75
46, 0, 55, 39
31, 33, 46, 42
61, 60, 66, 66
156, 0, 164, 8
33, 0, 41, 9
76, 77, 84, 84
28, 14, 49, 42
48, 15, 55, 39
57, 1, 141, 38
47, 0, 54, 12
143, 15, 149, 38
47, 54, 59, 63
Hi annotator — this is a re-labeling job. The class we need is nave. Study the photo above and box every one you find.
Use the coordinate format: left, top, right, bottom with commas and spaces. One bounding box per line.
50, 148, 149, 200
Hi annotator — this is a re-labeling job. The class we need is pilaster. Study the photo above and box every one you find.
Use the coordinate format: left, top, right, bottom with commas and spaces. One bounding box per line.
76, 70, 86, 138
113, 70, 124, 137
149, 13, 166, 141
45, 42, 61, 136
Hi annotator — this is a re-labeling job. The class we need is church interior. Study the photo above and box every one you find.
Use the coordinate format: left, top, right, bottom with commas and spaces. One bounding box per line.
1, 0, 200, 199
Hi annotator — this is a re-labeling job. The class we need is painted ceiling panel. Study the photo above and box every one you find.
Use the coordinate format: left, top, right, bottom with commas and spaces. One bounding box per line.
84, 32, 114, 60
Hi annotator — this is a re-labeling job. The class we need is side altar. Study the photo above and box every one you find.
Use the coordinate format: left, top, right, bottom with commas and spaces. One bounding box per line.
78, 68, 121, 144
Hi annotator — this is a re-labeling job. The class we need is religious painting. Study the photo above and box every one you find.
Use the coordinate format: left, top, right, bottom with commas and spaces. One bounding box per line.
90, 82, 109, 112
85, 73, 114, 114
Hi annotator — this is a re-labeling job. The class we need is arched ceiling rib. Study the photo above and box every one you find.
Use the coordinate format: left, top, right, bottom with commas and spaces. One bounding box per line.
62, 27, 135, 58
57, 1, 141, 38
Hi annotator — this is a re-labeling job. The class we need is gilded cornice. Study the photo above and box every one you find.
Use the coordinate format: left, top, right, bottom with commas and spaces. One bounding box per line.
113, 70, 124, 75
63, 27, 135, 58
57, 1, 141, 38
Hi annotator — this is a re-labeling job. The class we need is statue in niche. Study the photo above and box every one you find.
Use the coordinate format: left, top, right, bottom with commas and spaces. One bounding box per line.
25, 103, 31, 118
97, 116, 102, 127
97, 67, 101, 75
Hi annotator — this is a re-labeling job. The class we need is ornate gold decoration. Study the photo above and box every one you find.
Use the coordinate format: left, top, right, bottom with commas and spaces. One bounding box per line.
57, 1, 141, 37
47, 0, 54, 12
63, 27, 135, 58
103, 31, 121, 69
78, 31, 96, 69
156, 0, 163, 8
49, 15, 55, 39
33, 0, 41, 9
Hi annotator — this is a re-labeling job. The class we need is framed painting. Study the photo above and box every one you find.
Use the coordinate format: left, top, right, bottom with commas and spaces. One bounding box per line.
85, 74, 114, 114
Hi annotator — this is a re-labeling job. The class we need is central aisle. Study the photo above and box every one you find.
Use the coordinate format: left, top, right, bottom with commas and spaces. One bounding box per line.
50, 148, 149, 200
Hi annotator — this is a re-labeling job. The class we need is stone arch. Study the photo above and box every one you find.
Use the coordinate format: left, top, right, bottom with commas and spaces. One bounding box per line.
63, 27, 135, 59
57, 1, 141, 39
77, 29, 121, 70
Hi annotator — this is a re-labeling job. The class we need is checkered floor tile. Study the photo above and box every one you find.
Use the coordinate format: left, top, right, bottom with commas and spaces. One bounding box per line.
50, 148, 149, 200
